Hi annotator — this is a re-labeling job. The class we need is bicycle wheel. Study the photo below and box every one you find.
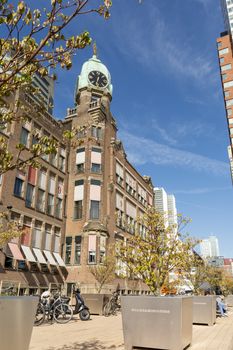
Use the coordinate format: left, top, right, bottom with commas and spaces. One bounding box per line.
103, 301, 112, 316
53, 303, 73, 324
34, 303, 45, 326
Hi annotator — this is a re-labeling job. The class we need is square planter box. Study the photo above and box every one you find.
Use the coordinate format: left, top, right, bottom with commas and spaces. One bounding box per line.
0, 296, 38, 350
82, 294, 111, 315
193, 296, 216, 326
225, 294, 233, 306
121, 295, 193, 350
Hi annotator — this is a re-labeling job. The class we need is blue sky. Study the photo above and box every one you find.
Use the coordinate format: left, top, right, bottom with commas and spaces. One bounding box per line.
53, 0, 233, 257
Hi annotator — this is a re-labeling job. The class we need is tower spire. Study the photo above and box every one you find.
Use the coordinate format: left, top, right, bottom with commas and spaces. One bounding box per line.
93, 42, 98, 58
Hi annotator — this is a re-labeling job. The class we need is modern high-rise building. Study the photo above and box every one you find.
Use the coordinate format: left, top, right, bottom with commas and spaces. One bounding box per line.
167, 194, 178, 228
154, 187, 177, 231
200, 239, 212, 258
200, 235, 220, 258
217, 1, 233, 181
31, 73, 55, 114
220, 0, 233, 38
209, 235, 220, 257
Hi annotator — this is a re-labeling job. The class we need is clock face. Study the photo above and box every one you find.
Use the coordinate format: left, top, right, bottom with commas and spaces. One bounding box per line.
88, 70, 108, 88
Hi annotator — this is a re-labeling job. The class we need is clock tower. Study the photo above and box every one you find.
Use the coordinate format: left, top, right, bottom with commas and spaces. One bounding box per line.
64, 50, 154, 293
74, 48, 113, 105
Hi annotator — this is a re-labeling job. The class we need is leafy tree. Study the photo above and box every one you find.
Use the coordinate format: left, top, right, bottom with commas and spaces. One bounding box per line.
0, 210, 23, 248
0, 0, 112, 175
117, 208, 198, 295
90, 246, 116, 293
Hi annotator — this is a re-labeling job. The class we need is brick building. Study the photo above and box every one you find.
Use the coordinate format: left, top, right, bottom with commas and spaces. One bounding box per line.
217, 32, 233, 181
0, 52, 154, 295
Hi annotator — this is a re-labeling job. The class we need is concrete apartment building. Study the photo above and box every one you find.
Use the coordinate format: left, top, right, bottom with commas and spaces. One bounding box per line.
217, 0, 233, 180
0, 52, 154, 295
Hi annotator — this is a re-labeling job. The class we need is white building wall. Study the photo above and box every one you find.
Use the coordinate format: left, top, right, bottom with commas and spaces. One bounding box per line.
220, 0, 233, 39
200, 239, 212, 258
154, 187, 168, 227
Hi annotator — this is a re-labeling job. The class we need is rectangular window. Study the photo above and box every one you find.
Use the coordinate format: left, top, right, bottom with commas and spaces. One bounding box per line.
229, 118, 233, 124
47, 194, 54, 215
38, 169, 47, 190
225, 91, 230, 98
14, 177, 24, 197
226, 99, 233, 107
221, 63, 232, 72
222, 73, 227, 80
227, 109, 232, 116
77, 163, 84, 173
50, 152, 57, 167
20, 127, 29, 146
230, 128, 233, 135
21, 217, 32, 246
54, 227, 61, 253
59, 155, 65, 172
74, 236, 81, 264
217, 42, 222, 49
55, 198, 63, 218
91, 126, 102, 139
48, 174, 56, 194
92, 147, 101, 153
90, 179, 101, 186
65, 237, 72, 265
91, 163, 101, 173
224, 81, 233, 88
219, 47, 229, 55
76, 147, 85, 172
100, 236, 106, 263
88, 235, 96, 264
25, 184, 34, 208
37, 189, 45, 212
32, 221, 42, 248
44, 224, 52, 250
220, 57, 225, 64
90, 200, 100, 219
74, 200, 83, 219
74, 179, 84, 203
28, 166, 36, 185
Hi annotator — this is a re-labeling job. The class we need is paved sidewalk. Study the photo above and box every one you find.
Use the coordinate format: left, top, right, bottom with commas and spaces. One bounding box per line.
29, 311, 233, 350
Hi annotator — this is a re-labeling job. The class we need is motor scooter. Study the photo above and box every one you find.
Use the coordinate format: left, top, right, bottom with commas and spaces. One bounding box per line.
72, 288, 90, 321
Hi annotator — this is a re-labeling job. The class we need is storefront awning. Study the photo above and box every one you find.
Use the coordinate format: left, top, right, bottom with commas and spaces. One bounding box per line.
7, 243, 25, 261
33, 248, 47, 264
21, 245, 37, 263
43, 250, 57, 266
53, 252, 66, 267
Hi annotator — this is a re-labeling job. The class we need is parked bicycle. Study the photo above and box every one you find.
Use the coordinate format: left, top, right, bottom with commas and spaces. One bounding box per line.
34, 290, 73, 326
103, 290, 121, 317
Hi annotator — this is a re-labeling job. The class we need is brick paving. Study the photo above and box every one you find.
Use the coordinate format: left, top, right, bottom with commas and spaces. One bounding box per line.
29, 310, 233, 350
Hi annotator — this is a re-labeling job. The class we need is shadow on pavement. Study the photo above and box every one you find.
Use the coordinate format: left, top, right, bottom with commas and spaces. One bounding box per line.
46, 340, 124, 350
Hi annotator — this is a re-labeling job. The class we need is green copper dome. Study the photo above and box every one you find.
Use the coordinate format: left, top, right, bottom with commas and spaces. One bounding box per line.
75, 54, 113, 100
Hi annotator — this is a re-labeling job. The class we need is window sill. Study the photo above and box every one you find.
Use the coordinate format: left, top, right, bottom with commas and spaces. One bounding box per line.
13, 194, 24, 200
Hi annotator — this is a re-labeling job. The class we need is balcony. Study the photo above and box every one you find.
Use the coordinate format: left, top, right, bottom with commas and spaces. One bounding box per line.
65, 107, 77, 118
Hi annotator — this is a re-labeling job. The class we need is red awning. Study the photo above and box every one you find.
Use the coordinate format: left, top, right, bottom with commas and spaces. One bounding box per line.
7, 243, 25, 261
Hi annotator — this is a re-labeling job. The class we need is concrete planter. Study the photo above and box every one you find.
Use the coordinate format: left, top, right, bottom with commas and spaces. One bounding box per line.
226, 294, 233, 306
193, 296, 216, 326
82, 294, 111, 315
121, 295, 193, 350
0, 296, 38, 350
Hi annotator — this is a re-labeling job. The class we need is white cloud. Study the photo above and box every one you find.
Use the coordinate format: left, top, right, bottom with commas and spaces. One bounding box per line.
111, 3, 215, 86
119, 130, 229, 177
173, 187, 231, 195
